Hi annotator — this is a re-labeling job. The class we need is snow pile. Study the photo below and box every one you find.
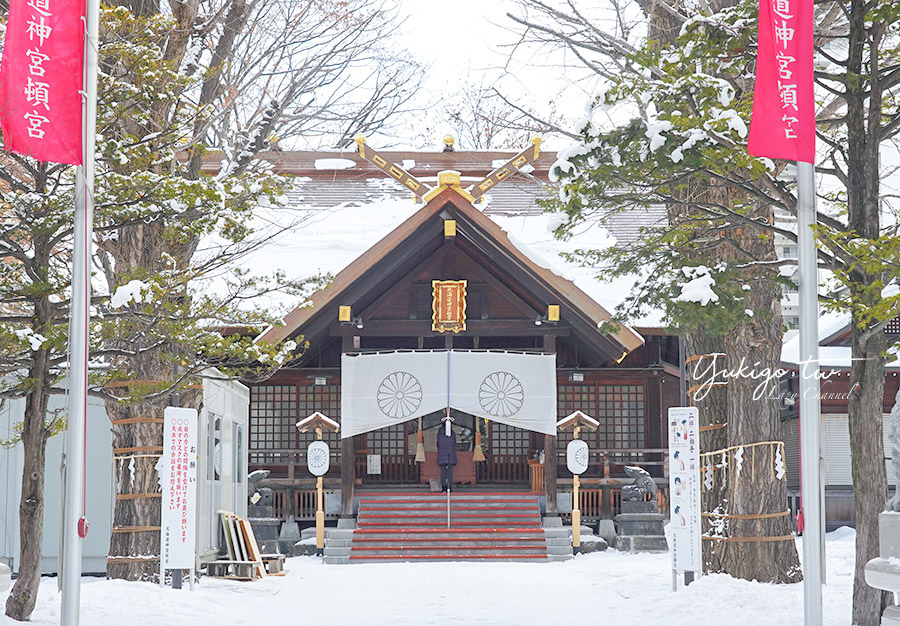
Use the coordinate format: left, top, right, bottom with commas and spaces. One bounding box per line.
675, 266, 719, 306
14, 328, 47, 351
314, 158, 356, 170
4, 528, 856, 626
110, 280, 149, 309
645, 121, 673, 152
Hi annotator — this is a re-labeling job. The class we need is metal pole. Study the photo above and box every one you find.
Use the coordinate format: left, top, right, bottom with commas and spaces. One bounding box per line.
61, 0, 99, 621
797, 160, 823, 626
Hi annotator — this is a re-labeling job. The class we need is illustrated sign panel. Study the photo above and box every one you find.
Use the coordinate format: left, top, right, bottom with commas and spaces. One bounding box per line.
307, 441, 330, 476
668, 407, 701, 573
161, 407, 198, 570
566, 439, 589, 475
432, 280, 467, 333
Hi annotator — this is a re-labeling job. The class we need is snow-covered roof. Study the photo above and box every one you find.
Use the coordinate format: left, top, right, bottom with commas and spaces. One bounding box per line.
256, 183, 647, 364
781, 310, 900, 370
243, 175, 666, 329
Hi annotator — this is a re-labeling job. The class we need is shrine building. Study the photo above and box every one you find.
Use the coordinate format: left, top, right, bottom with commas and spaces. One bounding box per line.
246, 138, 682, 524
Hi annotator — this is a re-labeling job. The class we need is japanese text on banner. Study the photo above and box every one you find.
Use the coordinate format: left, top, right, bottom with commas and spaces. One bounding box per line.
747, 0, 814, 162
0, 0, 85, 164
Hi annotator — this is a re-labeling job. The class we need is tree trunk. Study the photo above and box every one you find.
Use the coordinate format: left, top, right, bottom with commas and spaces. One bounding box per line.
5, 347, 51, 619
106, 367, 202, 581
717, 217, 801, 582
844, 0, 892, 618
106, 396, 165, 581
848, 321, 890, 624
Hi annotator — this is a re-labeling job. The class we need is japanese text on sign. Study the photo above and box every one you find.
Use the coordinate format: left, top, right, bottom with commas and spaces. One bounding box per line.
431, 280, 467, 333
161, 407, 198, 570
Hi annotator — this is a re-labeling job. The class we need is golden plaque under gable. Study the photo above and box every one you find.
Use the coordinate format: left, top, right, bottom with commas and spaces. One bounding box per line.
432, 280, 467, 333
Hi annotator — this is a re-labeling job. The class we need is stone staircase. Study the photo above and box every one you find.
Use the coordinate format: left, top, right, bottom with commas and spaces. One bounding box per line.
323, 492, 572, 564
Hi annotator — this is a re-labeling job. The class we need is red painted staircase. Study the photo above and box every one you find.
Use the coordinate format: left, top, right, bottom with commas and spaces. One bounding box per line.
323, 492, 572, 563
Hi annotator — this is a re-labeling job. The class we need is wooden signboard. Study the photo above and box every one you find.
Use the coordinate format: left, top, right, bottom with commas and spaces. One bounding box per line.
432, 280, 467, 333
239, 519, 267, 579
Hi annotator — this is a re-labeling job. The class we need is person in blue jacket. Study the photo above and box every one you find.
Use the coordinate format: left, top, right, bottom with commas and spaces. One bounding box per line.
436, 412, 457, 492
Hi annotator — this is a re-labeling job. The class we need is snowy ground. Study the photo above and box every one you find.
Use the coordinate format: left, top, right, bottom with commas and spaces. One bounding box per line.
2, 528, 855, 626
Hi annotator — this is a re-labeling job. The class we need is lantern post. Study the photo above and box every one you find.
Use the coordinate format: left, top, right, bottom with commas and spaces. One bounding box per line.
558, 411, 598, 555
297, 412, 340, 557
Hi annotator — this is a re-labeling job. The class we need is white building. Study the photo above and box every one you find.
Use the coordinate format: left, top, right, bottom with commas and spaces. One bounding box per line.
0, 373, 248, 575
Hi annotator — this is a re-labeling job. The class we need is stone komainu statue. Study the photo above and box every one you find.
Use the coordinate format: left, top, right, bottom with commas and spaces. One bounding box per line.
622, 465, 658, 502
889, 388, 900, 513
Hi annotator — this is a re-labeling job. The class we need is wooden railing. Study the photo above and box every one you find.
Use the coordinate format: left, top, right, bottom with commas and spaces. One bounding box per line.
272, 488, 339, 521
476, 454, 529, 483
574, 487, 667, 519
355, 453, 419, 483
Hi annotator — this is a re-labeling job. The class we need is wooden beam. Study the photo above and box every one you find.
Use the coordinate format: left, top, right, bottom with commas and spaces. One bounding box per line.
330, 319, 571, 337
544, 433, 558, 515
357, 241, 454, 320
453, 250, 541, 319
341, 436, 355, 517
341, 335, 355, 517
543, 335, 556, 353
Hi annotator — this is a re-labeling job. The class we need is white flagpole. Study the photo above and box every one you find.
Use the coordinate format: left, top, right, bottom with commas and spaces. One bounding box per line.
797, 160, 823, 626
61, 0, 99, 622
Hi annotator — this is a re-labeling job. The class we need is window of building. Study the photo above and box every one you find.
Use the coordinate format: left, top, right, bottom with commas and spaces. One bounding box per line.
556, 382, 646, 452
296, 384, 342, 460
249, 385, 297, 464
367, 423, 407, 455
489, 421, 531, 455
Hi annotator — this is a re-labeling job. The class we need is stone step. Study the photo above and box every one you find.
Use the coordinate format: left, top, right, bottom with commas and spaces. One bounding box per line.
546, 537, 570, 547
348, 554, 552, 562
350, 545, 548, 554
324, 491, 561, 563
565, 525, 595, 537
353, 535, 546, 542
358, 521, 542, 528
357, 513, 540, 520
324, 555, 350, 565
357, 491, 536, 497
353, 530, 546, 540
356, 497, 540, 504
359, 504, 540, 511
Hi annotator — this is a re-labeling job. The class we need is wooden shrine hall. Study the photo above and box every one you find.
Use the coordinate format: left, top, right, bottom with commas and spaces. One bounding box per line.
248, 139, 683, 522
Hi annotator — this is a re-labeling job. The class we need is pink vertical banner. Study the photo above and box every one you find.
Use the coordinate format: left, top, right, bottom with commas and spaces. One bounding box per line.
0, 0, 85, 165
747, 0, 815, 163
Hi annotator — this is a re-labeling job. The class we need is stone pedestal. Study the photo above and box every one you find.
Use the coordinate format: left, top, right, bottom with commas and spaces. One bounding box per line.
614, 500, 668, 552
865, 512, 900, 624
248, 517, 281, 555
278, 520, 302, 555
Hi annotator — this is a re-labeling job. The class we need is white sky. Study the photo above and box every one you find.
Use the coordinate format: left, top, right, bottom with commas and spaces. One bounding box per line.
393, 0, 594, 150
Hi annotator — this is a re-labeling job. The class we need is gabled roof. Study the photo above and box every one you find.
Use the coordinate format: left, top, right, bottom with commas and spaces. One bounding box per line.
258, 185, 644, 364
